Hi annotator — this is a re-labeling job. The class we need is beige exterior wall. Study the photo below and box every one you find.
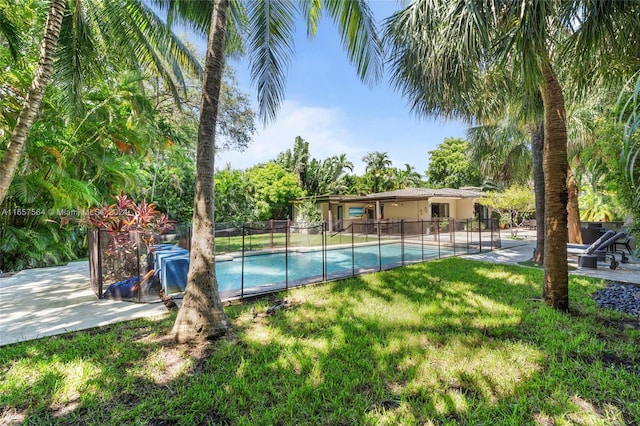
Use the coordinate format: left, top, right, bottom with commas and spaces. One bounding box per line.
314, 198, 479, 223
457, 199, 476, 219
382, 201, 430, 220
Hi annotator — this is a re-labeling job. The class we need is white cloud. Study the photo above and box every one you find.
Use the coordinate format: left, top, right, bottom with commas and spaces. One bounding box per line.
215, 100, 364, 172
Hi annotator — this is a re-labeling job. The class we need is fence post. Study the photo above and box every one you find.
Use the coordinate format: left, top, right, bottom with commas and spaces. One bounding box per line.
421, 219, 425, 261
322, 222, 327, 282
401, 220, 405, 266
97, 230, 103, 298
269, 219, 273, 248
464, 219, 469, 254
451, 219, 456, 256
351, 222, 355, 277
285, 221, 289, 291
377, 220, 382, 271
135, 230, 141, 303
241, 224, 245, 300
449, 218, 453, 251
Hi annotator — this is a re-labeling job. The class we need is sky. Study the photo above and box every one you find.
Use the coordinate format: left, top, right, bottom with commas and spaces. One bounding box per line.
209, 2, 469, 175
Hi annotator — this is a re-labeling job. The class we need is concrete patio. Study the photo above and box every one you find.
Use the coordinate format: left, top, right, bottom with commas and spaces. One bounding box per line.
0, 261, 168, 346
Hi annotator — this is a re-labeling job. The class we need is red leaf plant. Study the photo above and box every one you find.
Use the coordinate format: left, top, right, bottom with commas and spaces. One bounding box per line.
80, 193, 176, 286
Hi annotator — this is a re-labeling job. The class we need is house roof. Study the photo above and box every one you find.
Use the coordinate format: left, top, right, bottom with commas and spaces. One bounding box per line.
294, 187, 484, 203
365, 188, 484, 200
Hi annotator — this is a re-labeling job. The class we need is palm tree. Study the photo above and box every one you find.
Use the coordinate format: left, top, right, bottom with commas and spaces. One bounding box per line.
385, 0, 640, 311
310, 154, 354, 195
391, 163, 421, 189
467, 120, 532, 188
362, 151, 392, 193
0, 0, 202, 205
276, 136, 310, 187
167, 0, 382, 342
0, 0, 66, 205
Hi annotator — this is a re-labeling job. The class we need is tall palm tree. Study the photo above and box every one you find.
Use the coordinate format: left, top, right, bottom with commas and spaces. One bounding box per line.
0, 0, 202, 205
168, 0, 382, 342
362, 151, 392, 193
385, 0, 639, 311
0, 0, 66, 205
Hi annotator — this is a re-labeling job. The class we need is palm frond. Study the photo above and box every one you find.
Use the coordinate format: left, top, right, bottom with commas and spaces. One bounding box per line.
247, 0, 297, 123
299, 0, 322, 37
384, 0, 488, 121
55, 0, 203, 112
323, 0, 382, 87
0, 5, 22, 59
562, 0, 640, 93
619, 72, 640, 205
54, 0, 98, 114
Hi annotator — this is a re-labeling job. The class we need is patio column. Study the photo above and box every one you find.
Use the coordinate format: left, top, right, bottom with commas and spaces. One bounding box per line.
376, 200, 381, 221
328, 209, 333, 232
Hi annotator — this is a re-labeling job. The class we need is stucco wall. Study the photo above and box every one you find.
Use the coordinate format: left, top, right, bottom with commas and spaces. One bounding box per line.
457, 199, 476, 219
316, 198, 479, 223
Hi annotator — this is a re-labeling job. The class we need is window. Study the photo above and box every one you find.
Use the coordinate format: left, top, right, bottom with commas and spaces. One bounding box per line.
431, 203, 450, 218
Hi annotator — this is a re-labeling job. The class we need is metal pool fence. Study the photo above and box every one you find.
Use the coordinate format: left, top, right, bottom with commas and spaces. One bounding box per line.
207, 218, 499, 300
88, 218, 500, 302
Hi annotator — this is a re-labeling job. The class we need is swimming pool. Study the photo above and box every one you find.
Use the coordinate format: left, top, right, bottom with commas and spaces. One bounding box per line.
213, 242, 450, 298
156, 242, 452, 297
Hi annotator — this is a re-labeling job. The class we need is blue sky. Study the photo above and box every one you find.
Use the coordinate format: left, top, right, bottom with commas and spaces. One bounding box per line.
211, 1, 468, 175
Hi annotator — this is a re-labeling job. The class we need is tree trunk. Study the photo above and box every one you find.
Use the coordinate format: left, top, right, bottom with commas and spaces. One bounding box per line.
0, 0, 66, 205
540, 62, 569, 311
172, 0, 229, 343
566, 168, 582, 244
531, 122, 545, 264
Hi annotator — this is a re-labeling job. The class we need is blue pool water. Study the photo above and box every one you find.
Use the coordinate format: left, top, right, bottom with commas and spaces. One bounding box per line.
214, 243, 447, 294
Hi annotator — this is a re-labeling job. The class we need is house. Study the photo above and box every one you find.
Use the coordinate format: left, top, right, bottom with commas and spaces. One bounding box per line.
293, 187, 487, 231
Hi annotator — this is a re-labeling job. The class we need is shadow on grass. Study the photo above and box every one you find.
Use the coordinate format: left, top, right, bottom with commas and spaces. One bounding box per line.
1, 258, 639, 424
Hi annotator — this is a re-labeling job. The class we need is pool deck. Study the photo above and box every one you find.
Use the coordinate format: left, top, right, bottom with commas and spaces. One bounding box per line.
1, 230, 638, 346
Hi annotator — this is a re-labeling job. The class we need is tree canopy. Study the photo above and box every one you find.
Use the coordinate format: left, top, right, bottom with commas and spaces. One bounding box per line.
426, 138, 480, 188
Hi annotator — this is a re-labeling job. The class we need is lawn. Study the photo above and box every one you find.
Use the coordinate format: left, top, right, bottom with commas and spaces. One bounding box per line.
215, 231, 373, 254
1, 258, 639, 425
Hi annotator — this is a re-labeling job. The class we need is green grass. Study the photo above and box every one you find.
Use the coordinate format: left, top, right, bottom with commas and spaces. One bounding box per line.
215, 232, 373, 254
1, 258, 639, 425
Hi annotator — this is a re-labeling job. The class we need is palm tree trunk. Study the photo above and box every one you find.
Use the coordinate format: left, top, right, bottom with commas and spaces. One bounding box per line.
566, 168, 582, 244
0, 0, 66, 205
172, 0, 229, 343
531, 122, 545, 264
540, 62, 569, 311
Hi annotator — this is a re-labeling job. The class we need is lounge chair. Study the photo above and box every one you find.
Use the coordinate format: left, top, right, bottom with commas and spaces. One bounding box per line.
612, 234, 634, 256
567, 230, 628, 269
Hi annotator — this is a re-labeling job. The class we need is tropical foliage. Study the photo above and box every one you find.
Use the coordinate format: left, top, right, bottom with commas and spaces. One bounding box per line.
246, 163, 303, 221
0, 0, 254, 272
619, 73, 640, 235
480, 185, 536, 238
1, 0, 638, 324
426, 138, 481, 188
384, 0, 640, 311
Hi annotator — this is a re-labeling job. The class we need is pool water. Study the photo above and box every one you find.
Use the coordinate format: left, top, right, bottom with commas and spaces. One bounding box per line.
214, 243, 447, 294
